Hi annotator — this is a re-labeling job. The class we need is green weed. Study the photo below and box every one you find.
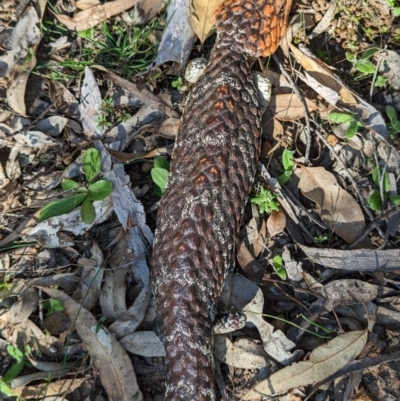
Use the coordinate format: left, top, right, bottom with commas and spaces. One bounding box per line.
251, 187, 280, 214
39, 148, 113, 223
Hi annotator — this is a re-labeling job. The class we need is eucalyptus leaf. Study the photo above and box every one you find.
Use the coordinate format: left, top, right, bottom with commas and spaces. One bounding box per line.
87, 180, 113, 201
83, 148, 101, 182
81, 198, 96, 224
39, 193, 87, 222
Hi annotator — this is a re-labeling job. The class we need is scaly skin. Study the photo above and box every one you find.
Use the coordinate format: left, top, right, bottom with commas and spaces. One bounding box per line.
152, 1, 291, 400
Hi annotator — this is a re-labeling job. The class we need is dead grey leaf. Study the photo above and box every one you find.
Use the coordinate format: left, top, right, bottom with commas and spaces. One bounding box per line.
324, 279, 379, 306
41, 287, 143, 401
308, 1, 337, 39
54, 0, 141, 31
0, 311, 60, 356
34, 116, 68, 137
72, 243, 104, 309
122, 0, 166, 25
13, 378, 86, 399
377, 50, 400, 90
0, 280, 38, 324
24, 197, 114, 247
243, 330, 368, 398
0, 7, 40, 77
79, 67, 104, 138
120, 330, 166, 357
225, 274, 300, 365
299, 245, 400, 271
14, 131, 57, 148
151, 0, 195, 69
214, 336, 269, 369
297, 167, 365, 244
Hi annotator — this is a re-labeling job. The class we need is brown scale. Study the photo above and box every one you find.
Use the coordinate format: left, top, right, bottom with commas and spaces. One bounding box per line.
152, 0, 291, 400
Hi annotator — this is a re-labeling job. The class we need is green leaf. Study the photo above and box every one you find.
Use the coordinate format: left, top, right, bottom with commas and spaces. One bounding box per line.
154, 157, 170, 171
62, 180, 80, 191
354, 60, 375, 74
87, 180, 113, 201
345, 120, 359, 139
368, 191, 383, 211
81, 198, 96, 224
3, 358, 26, 383
83, 148, 101, 182
389, 195, 400, 206
7, 345, 24, 363
272, 255, 287, 280
328, 112, 356, 124
44, 298, 65, 316
360, 47, 379, 60
39, 193, 87, 222
345, 52, 357, 63
0, 379, 16, 396
282, 149, 295, 171
393, 7, 400, 16
374, 76, 387, 87
278, 173, 291, 185
386, 106, 400, 133
151, 168, 169, 196
372, 167, 391, 192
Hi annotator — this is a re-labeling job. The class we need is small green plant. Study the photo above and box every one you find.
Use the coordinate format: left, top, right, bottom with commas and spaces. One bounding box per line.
95, 113, 113, 130
151, 157, 170, 197
367, 166, 400, 211
374, 75, 388, 88
345, 47, 379, 80
116, 109, 132, 123
43, 298, 65, 317
386, 106, 400, 139
328, 112, 363, 139
272, 255, 287, 280
386, 0, 400, 16
314, 234, 329, 243
39, 148, 113, 223
278, 149, 295, 185
171, 76, 184, 91
0, 345, 31, 398
251, 187, 280, 214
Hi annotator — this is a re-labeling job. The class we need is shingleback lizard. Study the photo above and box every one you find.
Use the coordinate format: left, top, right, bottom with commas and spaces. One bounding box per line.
152, 1, 292, 399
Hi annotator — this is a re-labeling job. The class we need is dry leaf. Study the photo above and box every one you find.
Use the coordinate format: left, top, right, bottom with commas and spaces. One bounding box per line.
76, 0, 101, 10
297, 167, 365, 244
190, 0, 224, 43
267, 209, 286, 237
72, 242, 104, 309
13, 378, 86, 399
41, 287, 143, 401
54, 0, 140, 31
244, 330, 368, 398
214, 336, 269, 369
150, 0, 195, 69
289, 44, 390, 143
269, 94, 320, 121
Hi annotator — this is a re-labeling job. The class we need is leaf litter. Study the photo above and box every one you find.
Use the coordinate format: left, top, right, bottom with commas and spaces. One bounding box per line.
1, 0, 400, 400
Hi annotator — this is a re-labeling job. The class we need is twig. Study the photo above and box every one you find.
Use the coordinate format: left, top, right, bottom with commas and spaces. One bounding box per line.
347, 205, 400, 249
369, 48, 385, 103
272, 54, 311, 164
